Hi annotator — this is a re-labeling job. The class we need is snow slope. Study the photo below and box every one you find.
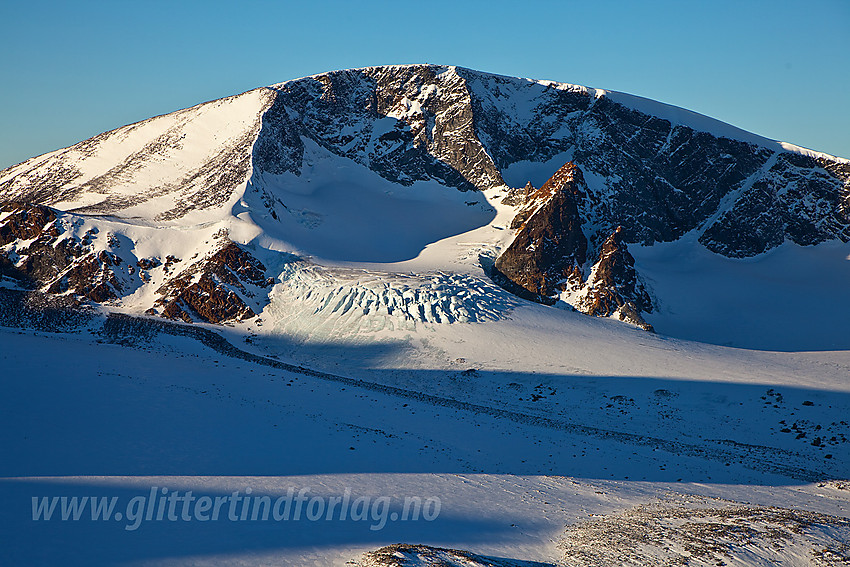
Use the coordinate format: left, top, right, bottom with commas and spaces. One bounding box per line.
1, 305, 849, 565
243, 139, 497, 264
633, 236, 850, 351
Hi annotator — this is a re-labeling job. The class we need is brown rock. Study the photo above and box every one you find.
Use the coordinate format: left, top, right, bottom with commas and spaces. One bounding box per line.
136, 257, 160, 270
494, 162, 588, 298
153, 241, 273, 324
501, 181, 536, 206
47, 251, 123, 302
577, 226, 654, 331
0, 202, 58, 245
0, 202, 85, 287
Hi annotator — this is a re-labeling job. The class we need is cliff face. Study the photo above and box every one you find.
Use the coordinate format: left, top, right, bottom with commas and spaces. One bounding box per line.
457, 70, 850, 254
576, 226, 654, 331
494, 163, 588, 298
254, 65, 505, 193
698, 154, 850, 257
494, 163, 655, 330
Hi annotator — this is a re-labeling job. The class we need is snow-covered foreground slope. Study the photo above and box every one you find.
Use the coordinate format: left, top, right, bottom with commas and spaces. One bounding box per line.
2, 300, 849, 565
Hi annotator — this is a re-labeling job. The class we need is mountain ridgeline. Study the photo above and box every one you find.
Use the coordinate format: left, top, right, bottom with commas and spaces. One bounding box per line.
0, 64, 848, 329
251, 65, 850, 256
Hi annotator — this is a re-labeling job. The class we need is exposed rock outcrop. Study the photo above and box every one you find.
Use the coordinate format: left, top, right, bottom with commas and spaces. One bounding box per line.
150, 241, 274, 324
0, 202, 103, 296
576, 226, 654, 331
256, 65, 505, 194
494, 166, 654, 330
356, 543, 550, 567
1, 202, 273, 325
699, 153, 850, 256
0, 201, 58, 242
46, 250, 124, 302
500, 181, 535, 206
494, 162, 588, 299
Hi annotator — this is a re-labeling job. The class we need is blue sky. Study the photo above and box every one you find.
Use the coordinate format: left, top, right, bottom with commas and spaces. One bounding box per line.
1, 0, 848, 169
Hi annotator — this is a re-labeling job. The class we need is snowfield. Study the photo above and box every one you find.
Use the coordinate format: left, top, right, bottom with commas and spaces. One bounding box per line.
2, 295, 849, 565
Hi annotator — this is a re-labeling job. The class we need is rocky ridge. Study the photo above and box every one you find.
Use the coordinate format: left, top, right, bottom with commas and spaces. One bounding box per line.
0, 202, 273, 324
149, 240, 275, 324
494, 162, 588, 299
495, 163, 654, 330
573, 226, 654, 331
4, 65, 844, 258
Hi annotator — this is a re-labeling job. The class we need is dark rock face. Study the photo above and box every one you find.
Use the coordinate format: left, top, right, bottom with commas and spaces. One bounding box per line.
151, 242, 274, 324
456, 70, 850, 253
578, 227, 654, 331
571, 99, 774, 246
249, 65, 850, 258
252, 88, 305, 177
494, 163, 588, 297
699, 154, 850, 256
460, 68, 848, 254
253, 65, 504, 194
493, 163, 654, 330
456, 70, 777, 244
501, 181, 535, 207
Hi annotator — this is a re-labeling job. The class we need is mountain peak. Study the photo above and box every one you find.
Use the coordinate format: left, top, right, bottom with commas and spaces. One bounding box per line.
1, 63, 849, 337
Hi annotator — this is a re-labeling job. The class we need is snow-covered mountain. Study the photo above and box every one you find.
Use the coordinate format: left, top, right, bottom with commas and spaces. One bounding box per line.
2, 64, 848, 343
4, 64, 847, 251
3, 64, 850, 567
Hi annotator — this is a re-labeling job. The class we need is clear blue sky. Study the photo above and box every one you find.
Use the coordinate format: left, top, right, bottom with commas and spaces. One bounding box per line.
1, 0, 848, 170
